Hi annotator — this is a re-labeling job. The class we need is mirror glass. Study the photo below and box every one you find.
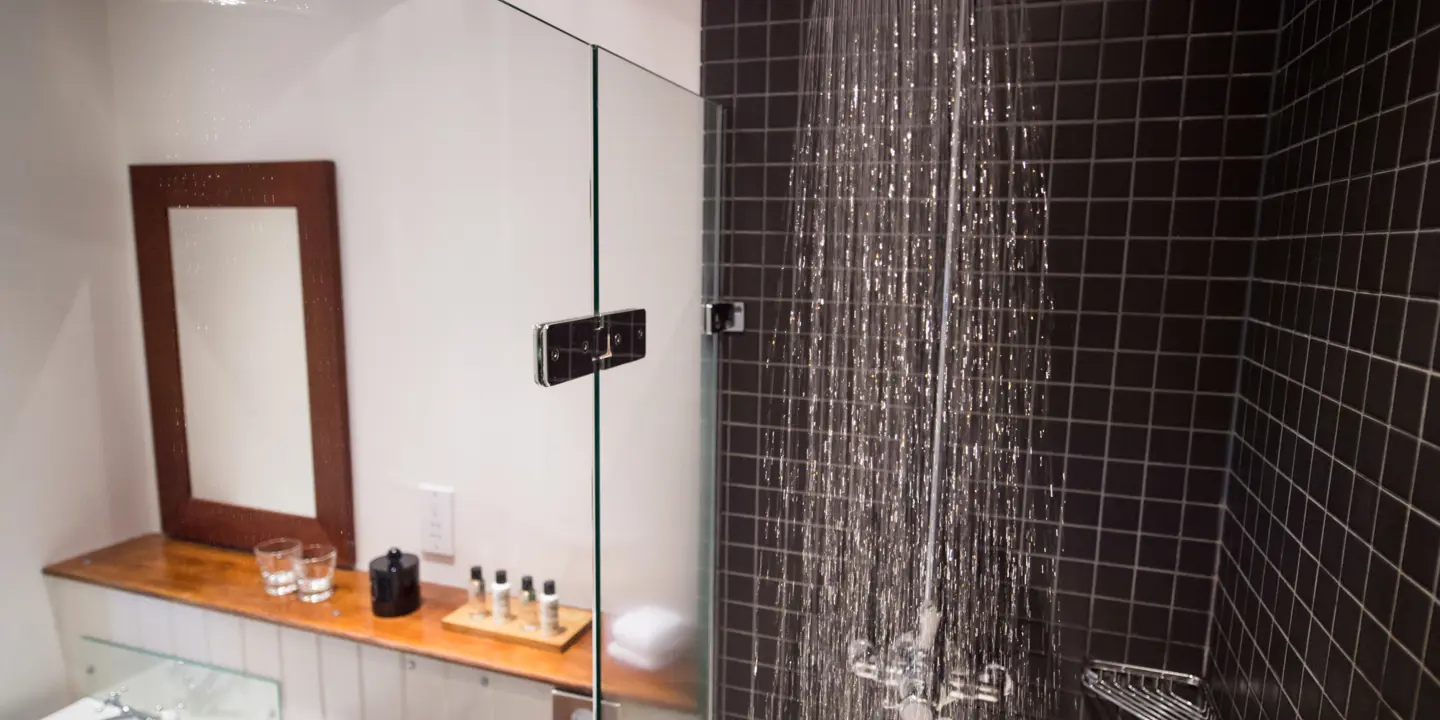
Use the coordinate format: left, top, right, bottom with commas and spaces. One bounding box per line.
168, 206, 317, 518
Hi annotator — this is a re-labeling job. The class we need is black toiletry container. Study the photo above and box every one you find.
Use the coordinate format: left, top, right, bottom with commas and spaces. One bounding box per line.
370, 547, 421, 617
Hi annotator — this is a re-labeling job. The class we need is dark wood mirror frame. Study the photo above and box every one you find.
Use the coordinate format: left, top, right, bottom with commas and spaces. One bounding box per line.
130, 161, 356, 567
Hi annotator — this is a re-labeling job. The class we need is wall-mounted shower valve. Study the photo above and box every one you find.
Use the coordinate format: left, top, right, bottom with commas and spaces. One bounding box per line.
847, 611, 1013, 719
941, 662, 1012, 705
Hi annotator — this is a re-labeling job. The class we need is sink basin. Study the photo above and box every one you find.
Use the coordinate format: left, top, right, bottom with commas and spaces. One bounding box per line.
41, 698, 126, 720
68, 637, 280, 720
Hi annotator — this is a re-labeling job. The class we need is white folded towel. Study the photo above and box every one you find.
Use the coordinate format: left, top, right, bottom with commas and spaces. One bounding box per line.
605, 606, 692, 671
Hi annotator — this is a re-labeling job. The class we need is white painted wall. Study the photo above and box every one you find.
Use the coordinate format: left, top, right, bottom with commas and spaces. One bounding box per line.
104, 0, 705, 603
504, 0, 701, 92
0, 1, 158, 717
1, 0, 703, 715
107, 0, 600, 595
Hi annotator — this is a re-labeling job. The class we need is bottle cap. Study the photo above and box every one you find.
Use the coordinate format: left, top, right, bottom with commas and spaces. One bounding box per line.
496, 569, 508, 584
470, 566, 484, 582
543, 580, 556, 595
521, 575, 535, 591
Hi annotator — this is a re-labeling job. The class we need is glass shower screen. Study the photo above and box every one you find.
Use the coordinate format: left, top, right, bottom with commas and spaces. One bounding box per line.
593, 47, 724, 718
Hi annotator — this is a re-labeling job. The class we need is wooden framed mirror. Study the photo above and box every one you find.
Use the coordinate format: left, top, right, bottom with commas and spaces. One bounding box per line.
130, 161, 355, 566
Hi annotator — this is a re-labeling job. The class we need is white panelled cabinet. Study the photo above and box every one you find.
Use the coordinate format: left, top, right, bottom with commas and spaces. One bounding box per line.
44, 578, 554, 720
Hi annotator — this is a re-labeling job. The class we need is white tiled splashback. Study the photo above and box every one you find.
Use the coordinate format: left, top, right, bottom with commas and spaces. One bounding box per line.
44, 577, 551, 720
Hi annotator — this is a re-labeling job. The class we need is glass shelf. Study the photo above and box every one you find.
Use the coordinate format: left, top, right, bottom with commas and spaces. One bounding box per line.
78, 636, 281, 720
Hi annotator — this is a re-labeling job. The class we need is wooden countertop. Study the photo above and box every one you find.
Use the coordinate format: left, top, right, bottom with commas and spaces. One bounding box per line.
43, 535, 697, 711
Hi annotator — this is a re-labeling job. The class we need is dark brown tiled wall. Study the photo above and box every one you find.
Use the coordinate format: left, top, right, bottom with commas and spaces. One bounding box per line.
1213, 1, 1440, 719
704, 1, 1278, 718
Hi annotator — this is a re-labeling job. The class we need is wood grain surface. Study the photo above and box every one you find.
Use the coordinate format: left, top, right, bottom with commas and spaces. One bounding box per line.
129, 161, 356, 567
441, 600, 591, 653
43, 535, 697, 711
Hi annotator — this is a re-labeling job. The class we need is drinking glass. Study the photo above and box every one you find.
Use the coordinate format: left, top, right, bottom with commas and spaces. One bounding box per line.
296, 543, 338, 603
254, 538, 301, 596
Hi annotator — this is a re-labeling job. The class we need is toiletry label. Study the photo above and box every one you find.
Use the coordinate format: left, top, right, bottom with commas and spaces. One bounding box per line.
541, 600, 561, 636
491, 591, 511, 623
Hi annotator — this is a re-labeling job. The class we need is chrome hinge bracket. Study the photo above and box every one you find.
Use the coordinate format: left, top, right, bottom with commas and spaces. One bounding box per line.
534, 308, 646, 387
704, 301, 746, 335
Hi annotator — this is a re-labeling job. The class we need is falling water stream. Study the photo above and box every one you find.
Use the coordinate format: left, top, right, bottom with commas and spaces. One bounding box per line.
757, 1, 1057, 718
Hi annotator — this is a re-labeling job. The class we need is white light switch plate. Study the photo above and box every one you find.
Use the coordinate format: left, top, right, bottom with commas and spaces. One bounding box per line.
418, 484, 454, 556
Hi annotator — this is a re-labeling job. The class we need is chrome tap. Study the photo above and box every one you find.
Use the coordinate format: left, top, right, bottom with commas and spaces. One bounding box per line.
846, 605, 1013, 718
98, 692, 164, 719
